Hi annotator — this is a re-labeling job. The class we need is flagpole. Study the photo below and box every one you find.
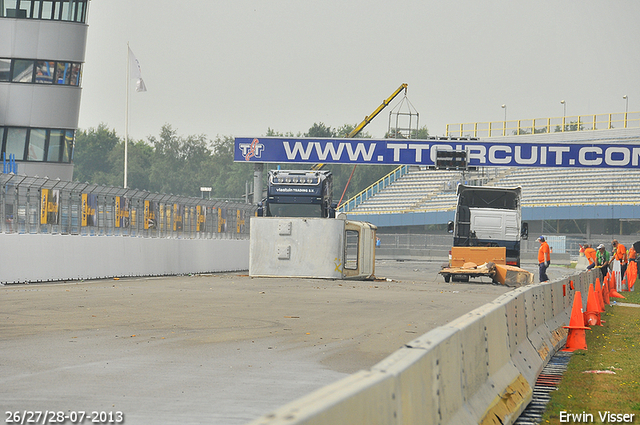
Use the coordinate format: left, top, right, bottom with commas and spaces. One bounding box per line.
124, 42, 129, 189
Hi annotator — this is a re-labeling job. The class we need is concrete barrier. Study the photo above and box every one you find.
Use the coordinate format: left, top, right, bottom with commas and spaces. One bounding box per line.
0, 233, 249, 284
247, 269, 600, 425
248, 369, 398, 424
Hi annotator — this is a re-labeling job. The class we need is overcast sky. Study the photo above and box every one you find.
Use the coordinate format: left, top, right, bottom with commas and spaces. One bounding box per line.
78, 0, 640, 142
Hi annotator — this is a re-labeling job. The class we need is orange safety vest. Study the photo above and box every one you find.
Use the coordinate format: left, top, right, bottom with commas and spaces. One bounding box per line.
615, 244, 627, 264
538, 241, 551, 263
584, 247, 597, 265
629, 246, 637, 260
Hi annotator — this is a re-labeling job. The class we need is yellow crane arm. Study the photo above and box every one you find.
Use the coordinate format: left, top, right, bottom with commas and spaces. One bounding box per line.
312, 83, 408, 171
346, 83, 408, 138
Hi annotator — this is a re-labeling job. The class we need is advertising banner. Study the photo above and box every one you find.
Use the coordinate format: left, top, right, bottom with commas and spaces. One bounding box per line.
173, 204, 183, 231
236, 209, 246, 234
144, 200, 157, 230
218, 208, 226, 233
81, 193, 97, 227
40, 189, 48, 225
235, 136, 640, 169
164, 204, 171, 231
115, 196, 130, 228
40, 189, 59, 225
196, 205, 206, 232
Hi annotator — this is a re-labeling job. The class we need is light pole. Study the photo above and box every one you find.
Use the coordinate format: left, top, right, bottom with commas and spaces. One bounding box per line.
623, 95, 629, 113
501, 104, 507, 136
200, 186, 212, 199
560, 100, 566, 131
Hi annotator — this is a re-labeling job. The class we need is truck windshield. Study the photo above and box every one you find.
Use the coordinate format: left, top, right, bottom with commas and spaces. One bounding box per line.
269, 203, 322, 217
458, 188, 519, 210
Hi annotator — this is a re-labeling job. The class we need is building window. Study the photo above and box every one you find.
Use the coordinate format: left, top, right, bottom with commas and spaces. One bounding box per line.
1, 0, 88, 23
54, 61, 81, 85
63, 130, 73, 161
47, 129, 64, 162
1, 1, 27, 18
1, 58, 82, 86
54, 62, 81, 86
12, 59, 33, 83
28, 128, 47, 161
40, 1, 52, 19
5, 128, 27, 161
69, 63, 80, 85
35, 60, 55, 84
1, 127, 74, 163
0, 58, 10, 81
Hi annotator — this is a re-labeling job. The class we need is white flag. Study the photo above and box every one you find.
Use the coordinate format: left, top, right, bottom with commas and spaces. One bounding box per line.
128, 46, 147, 92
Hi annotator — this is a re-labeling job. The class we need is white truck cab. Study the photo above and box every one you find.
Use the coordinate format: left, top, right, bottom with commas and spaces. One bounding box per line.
448, 184, 528, 267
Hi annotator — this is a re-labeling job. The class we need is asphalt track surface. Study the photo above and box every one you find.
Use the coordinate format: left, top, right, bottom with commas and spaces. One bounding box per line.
0, 261, 577, 425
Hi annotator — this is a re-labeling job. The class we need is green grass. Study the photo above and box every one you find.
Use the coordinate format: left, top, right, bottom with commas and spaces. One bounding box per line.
542, 290, 640, 424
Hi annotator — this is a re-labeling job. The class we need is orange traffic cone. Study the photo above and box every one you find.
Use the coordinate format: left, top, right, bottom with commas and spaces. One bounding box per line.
584, 284, 603, 326
603, 276, 611, 306
611, 270, 616, 288
594, 279, 605, 312
608, 271, 626, 299
630, 262, 637, 291
562, 291, 591, 352
610, 289, 626, 299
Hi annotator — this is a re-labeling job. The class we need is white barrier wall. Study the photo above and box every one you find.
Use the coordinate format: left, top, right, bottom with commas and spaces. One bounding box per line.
0, 234, 249, 284
248, 271, 596, 425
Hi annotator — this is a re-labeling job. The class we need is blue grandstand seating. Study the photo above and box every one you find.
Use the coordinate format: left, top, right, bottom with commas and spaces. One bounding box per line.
347, 166, 640, 214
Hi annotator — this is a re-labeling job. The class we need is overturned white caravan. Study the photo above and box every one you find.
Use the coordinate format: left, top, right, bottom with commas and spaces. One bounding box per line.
249, 217, 376, 280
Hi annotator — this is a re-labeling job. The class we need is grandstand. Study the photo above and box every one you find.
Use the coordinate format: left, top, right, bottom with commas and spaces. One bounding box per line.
343, 166, 640, 214
341, 116, 640, 219
339, 164, 640, 257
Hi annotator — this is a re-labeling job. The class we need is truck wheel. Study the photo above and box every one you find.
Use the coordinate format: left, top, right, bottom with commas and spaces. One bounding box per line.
443, 274, 451, 283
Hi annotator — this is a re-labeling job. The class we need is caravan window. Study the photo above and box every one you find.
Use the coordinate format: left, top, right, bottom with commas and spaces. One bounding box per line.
344, 230, 359, 270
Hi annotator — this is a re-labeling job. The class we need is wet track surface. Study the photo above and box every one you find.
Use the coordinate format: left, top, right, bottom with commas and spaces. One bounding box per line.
0, 261, 578, 424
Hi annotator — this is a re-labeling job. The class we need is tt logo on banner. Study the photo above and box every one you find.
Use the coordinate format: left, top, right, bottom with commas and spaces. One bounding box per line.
239, 138, 265, 161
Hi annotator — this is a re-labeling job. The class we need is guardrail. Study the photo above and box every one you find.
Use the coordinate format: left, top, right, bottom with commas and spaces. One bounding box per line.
446, 111, 640, 138
248, 269, 597, 425
0, 173, 256, 239
337, 165, 409, 214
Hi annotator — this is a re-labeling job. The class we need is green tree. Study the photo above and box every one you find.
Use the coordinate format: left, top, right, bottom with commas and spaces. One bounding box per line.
73, 123, 120, 183
334, 123, 371, 138
385, 125, 429, 139
208, 135, 254, 199
265, 127, 299, 137
147, 124, 215, 197
72, 120, 410, 203
305, 122, 335, 137
412, 125, 430, 139
105, 139, 154, 190
554, 120, 584, 132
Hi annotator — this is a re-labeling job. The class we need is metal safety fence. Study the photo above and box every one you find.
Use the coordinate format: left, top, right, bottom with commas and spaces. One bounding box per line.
446, 111, 640, 138
0, 174, 256, 239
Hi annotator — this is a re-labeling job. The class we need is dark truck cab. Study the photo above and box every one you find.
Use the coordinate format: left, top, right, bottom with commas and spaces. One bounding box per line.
258, 170, 336, 218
